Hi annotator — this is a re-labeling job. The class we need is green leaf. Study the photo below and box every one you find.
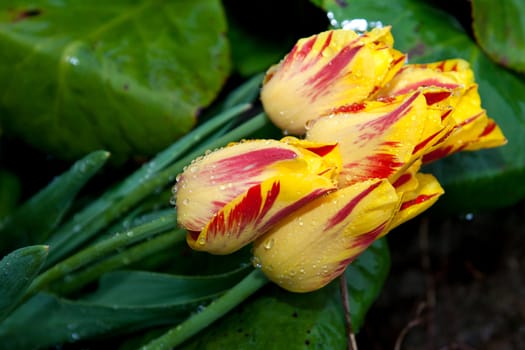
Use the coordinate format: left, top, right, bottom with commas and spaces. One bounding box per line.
0, 245, 48, 321
227, 18, 290, 77
180, 239, 390, 349
0, 0, 230, 163
472, 0, 525, 73
0, 170, 21, 218
0, 268, 249, 349
0, 150, 109, 253
315, 0, 525, 212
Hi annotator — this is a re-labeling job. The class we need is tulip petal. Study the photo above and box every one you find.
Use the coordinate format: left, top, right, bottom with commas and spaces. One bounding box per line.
187, 173, 336, 254
376, 59, 473, 98
261, 27, 405, 135
387, 173, 444, 231
375, 59, 507, 160
307, 92, 443, 187
253, 179, 400, 292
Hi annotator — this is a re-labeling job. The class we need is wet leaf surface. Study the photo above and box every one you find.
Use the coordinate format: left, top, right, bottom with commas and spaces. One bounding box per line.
472, 0, 525, 73
0, 245, 48, 321
0, 0, 230, 163
0, 268, 249, 349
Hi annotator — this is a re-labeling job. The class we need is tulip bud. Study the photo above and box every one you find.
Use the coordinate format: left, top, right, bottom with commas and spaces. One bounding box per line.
175, 138, 342, 254
252, 178, 400, 292
261, 27, 405, 135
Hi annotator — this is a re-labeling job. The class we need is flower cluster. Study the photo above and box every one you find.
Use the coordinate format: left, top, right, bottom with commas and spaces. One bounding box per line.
174, 27, 506, 292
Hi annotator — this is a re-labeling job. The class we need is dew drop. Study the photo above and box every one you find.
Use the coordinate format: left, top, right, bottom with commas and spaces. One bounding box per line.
305, 119, 315, 130
182, 198, 190, 206
263, 238, 274, 250
197, 237, 206, 246
251, 256, 262, 268
169, 196, 177, 206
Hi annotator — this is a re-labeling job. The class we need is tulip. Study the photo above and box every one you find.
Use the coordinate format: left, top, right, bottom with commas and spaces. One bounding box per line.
252, 178, 402, 292
260, 27, 406, 135
175, 138, 342, 254
176, 27, 507, 293
374, 59, 507, 162
252, 161, 445, 292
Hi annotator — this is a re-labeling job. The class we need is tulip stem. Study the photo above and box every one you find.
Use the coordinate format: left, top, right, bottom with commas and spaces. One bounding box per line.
140, 268, 269, 350
339, 274, 358, 350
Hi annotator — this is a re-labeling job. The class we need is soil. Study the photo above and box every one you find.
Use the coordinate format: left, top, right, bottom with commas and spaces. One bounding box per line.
358, 201, 525, 349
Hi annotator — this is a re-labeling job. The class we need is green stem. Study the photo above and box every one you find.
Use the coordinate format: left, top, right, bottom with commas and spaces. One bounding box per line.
140, 269, 269, 350
24, 213, 177, 302
46, 112, 269, 266
52, 228, 185, 295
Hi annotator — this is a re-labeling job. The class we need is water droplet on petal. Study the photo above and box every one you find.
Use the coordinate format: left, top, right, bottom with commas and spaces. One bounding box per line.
263, 238, 274, 250
183, 198, 190, 206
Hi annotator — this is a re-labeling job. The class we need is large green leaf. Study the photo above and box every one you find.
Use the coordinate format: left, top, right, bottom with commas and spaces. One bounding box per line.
0, 150, 109, 253
472, 0, 525, 73
0, 245, 48, 321
0, 268, 249, 349
0, 0, 230, 163
180, 239, 390, 349
315, 0, 525, 212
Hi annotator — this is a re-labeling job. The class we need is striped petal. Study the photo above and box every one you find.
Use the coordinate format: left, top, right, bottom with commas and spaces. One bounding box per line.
176, 138, 342, 254
261, 27, 405, 135
188, 173, 336, 254
375, 59, 507, 161
376, 59, 473, 98
306, 92, 444, 187
422, 85, 507, 162
252, 179, 400, 292
387, 173, 444, 232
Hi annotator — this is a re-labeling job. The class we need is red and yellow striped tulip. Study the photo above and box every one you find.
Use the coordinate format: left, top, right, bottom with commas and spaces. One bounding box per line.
252, 161, 445, 292
175, 27, 506, 293
260, 27, 405, 135
175, 138, 341, 254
